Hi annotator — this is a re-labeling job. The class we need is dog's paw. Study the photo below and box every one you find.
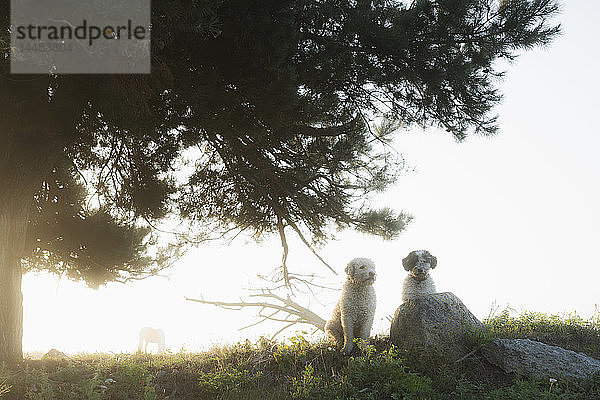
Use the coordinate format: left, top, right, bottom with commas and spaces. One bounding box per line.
341, 343, 354, 356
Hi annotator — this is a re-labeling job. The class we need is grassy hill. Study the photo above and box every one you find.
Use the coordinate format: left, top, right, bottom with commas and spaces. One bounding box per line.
2, 311, 600, 399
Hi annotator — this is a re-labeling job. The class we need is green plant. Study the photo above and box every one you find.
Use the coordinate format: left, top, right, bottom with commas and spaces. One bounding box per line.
1, 321, 599, 400
197, 368, 264, 397
0, 381, 11, 398
483, 309, 600, 358
105, 359, 157, 400
273, 334, 314, 373
343, 345, 435, 399
290, 364, 323, 399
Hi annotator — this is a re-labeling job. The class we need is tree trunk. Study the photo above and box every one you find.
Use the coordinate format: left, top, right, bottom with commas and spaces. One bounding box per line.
0, 200, 28, 363
0, 83, 63, 363
0, 134, 40, 363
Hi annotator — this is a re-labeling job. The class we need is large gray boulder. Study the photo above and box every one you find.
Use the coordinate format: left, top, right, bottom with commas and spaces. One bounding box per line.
389, 292, 484, 361
482, 338, 600, 379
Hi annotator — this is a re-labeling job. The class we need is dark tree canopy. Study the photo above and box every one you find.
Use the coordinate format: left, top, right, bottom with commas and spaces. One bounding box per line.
0, 0, 559, 361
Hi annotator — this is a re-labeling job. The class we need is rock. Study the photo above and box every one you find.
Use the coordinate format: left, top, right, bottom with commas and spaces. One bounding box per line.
41, 348, 68, 360
481, 338, 600, 379
389, 292, 484, 361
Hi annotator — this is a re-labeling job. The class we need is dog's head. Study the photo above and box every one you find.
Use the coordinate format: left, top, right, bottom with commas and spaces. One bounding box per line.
402, 250, 437, 281
345, 257, 376, 285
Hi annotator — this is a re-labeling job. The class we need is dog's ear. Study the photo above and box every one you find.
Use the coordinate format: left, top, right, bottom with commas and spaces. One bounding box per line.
402, 252, 415, 271
429, 254, 437, 269
345, 260, 355, 276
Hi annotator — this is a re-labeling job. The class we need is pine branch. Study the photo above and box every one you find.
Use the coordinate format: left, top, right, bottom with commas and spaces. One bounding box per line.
285, 219, 337, 276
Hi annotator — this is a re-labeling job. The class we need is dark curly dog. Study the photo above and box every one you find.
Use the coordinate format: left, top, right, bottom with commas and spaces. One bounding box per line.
401, 250, 437, 302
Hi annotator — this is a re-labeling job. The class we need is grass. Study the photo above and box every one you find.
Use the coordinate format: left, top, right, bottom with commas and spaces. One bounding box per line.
1, 310, 600, 399
484, 308, 600, 359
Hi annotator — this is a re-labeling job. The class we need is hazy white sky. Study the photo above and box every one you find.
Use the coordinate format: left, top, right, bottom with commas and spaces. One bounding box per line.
22, 1, 600, 354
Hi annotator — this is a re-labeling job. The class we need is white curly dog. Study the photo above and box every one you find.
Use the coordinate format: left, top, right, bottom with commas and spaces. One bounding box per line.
326, 257, 377, 355
137, 327, 165, 354
401, 250, 438, 302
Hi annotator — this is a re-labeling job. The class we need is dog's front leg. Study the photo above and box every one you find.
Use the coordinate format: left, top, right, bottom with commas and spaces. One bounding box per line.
357, 313, 375, 342
341, 314, 354, 355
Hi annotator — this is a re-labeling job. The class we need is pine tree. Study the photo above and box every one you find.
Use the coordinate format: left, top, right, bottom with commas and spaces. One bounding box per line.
0, 0, 560, 361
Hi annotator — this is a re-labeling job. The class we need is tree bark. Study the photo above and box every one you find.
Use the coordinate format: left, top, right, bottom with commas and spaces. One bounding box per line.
0, 199, 29, 363
0, 80, 67, 363
0, 132, 44, 363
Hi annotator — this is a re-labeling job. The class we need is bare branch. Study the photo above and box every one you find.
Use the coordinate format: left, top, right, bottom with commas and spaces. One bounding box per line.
185, 294, 327, 332
239, 316, 271, 331
277, 215, 290, 287
271, 322, 298, 339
